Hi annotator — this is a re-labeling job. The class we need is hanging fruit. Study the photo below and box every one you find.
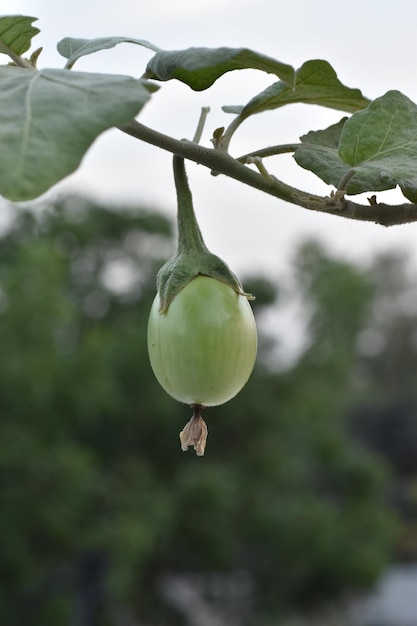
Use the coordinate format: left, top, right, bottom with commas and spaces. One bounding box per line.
147, 155, 257, 455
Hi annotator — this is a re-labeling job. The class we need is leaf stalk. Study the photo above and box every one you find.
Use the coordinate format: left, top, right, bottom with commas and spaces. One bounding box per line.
192, 107, 210, 144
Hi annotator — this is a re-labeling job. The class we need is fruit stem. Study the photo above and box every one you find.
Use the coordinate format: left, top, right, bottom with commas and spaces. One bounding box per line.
173, 155, 209, 256
156, 155, 252, 313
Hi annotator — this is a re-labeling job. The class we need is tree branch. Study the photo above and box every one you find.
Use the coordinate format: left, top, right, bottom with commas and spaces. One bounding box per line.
119, 120, 417, 227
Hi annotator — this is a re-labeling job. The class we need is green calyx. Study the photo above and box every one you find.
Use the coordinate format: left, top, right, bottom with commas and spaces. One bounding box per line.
157, 154, 254, 313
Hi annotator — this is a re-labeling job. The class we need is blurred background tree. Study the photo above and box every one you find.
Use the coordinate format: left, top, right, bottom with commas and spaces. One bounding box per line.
0, 196, 409, 625
350, 250, 417, 565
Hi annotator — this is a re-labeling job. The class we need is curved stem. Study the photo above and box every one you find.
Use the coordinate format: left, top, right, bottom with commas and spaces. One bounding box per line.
337, 168, 356, 192
238, 143, 300, 163
118, 119, 417, 227
247, 157, 275, 184
173, 154, 208, 255
0, 41, 33, 68
219, 114, 245, 152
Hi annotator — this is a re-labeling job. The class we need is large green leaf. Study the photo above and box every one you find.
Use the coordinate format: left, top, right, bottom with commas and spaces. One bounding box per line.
339, 90, 417, 199
0, 66, 158, 201
224, 60, 370, 119
57, 36, 160, 69
0, 14, 40, 57
144, 46, 295, 91
294, 91, 417, 199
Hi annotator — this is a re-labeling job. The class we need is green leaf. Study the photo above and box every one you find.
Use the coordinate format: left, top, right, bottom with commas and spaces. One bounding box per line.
400, 181, 417, 203
0, 14, 40, 57
224, 60, 370, 119
294, 91, 417, 198
0, 66, 158, 201
144, 46, 295, 91
338, 90, 417, 196
57, 36, 160, 69
294, 119, 353, 190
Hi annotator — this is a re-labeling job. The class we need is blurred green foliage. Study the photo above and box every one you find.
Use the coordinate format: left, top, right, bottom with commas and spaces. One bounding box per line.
0, 197, 400, 625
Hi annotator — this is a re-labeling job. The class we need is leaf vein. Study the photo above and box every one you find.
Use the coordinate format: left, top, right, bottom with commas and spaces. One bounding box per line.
16, 72, 39, 176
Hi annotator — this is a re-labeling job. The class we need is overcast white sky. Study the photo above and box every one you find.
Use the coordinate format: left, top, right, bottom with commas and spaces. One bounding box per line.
2, 0, 417, 279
